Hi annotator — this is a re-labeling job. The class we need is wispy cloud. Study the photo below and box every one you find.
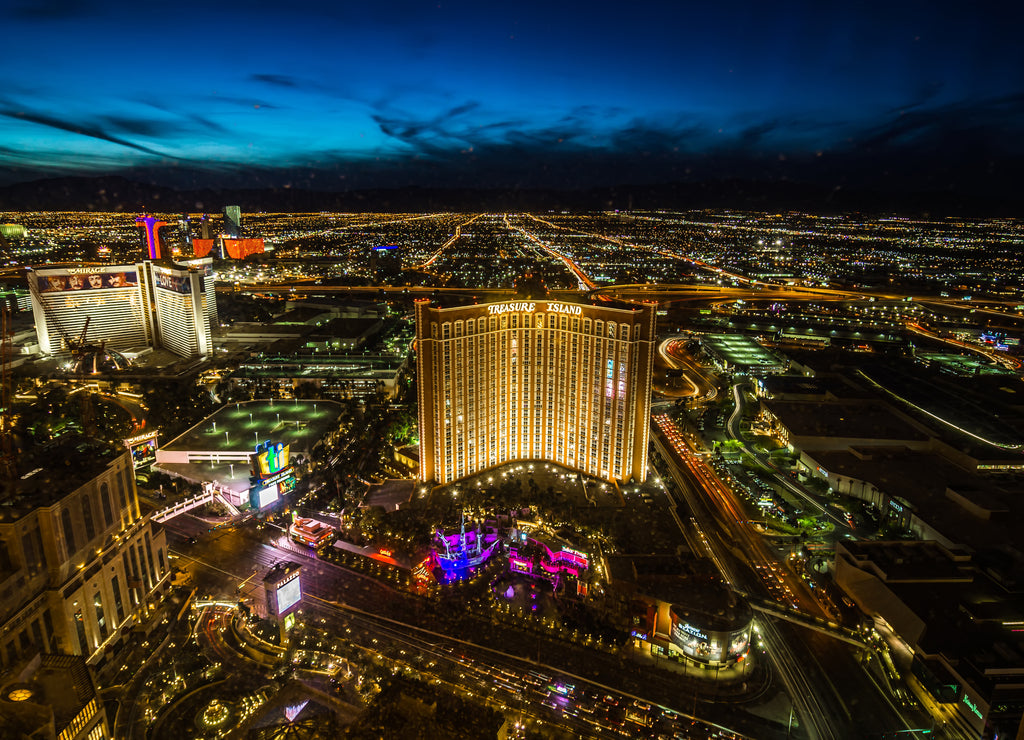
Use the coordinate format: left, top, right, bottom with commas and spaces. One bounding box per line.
0, 106, 176, 159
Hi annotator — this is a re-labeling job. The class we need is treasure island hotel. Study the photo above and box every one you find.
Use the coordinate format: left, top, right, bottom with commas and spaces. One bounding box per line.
416, 298, 656, 485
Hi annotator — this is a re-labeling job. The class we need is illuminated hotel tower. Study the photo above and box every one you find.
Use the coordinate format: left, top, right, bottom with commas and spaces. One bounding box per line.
416, 299, 656, 486
223, 205, 242, 238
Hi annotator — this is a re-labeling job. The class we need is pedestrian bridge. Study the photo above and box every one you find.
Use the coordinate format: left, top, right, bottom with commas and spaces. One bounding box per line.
152, 483, 241, 523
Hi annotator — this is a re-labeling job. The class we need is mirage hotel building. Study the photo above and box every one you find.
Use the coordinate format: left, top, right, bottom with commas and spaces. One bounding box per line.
416, 299, 656, 485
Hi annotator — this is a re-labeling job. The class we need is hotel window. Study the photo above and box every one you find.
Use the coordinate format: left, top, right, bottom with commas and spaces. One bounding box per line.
100, 483, 113, 528
81, 496, 96, 541
61, 508, 77, 556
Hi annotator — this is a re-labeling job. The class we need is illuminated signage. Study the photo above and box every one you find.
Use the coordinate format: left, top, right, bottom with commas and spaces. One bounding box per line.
126, 433, 158, 470
676, 623, 708, 641
889, 500, 904, 513
277, 574, 301, 613
962, 693, 983, 720
257, 484, 279, 508
261, 468, 295, 487
488, 302, 536, 314
253, 441, 290, 478
152, 266, 193, 294
38, 270, 137, 292
486, 301, 583, 316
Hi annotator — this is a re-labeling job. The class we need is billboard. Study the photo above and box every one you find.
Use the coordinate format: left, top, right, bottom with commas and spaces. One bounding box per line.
264, 562, 302, 621
152, 266, 193, 294
249, 479, 288, 510
668, 612, 750, 665
252, 442, 290, 478
277, 575, 301, 613
38, 269, 138, 293
124, 431, 159, 470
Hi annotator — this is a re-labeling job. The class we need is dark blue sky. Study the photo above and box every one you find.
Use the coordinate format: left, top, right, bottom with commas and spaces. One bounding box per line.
2, 0, 1022, 196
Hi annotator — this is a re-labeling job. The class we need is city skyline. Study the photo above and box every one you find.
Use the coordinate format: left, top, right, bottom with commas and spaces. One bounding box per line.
0, 1, 1022, 205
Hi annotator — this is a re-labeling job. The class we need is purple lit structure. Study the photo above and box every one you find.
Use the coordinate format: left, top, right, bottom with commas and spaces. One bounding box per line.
508, 532, 589, 591
431, 515, 500, 583
136, 215, 168, 259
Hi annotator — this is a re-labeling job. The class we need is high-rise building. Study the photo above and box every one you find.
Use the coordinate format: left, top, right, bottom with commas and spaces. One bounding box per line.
0, 438, 169, 673
29, 266, 151, 354
177, 257, 219, 328
177, 214, 192, 249
29, 260, 217, 359
416, 298, 656, 485
199, 214, 212, 240
144, 262, 213, 357
223, 205, 242, 239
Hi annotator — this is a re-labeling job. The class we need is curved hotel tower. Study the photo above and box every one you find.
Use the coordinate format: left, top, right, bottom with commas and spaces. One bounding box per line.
416, 298, 656, 485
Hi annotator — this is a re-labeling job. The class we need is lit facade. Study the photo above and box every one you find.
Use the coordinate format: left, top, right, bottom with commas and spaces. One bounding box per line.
146, 262, 212, 357
416, 298, 656, 485
0, 446, 169, 672
29, 265, 151, 354
29, 261, 217, 359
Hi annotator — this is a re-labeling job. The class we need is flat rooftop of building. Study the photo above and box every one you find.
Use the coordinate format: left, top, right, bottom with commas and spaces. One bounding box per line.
0, 436, 124, 520
760, 374, 871, 400
0, 654, 97, 735
700, 333, 785, 369
271, 306, 333, 325
311, 317, 383, 339
161, 399, 342, 455
362, 479, 416, 512
839, 539, 972, 582
810, 448, 1024, 553
764, 399, 930, 442
843, 546, 1024, 696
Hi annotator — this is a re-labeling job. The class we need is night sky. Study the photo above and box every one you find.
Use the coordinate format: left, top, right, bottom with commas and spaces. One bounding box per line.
2, 0, 1023, 198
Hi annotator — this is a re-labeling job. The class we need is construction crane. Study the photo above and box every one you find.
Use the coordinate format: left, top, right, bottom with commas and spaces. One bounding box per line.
27, 272, 129, 374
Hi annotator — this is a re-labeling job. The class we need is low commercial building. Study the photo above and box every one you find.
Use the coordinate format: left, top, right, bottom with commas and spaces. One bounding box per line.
760, 399, 932, 451
697, 333, 787, 375
609, 555, 753, 669
227, 352, 409, 399
835, 540, 1024, 739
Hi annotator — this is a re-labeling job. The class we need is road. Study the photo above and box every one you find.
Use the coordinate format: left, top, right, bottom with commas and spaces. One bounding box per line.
649, 423, 933, 739
163, 514, 803, 738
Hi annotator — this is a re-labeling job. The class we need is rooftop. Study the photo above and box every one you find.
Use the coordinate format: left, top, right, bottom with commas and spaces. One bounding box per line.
0, 435, 124, 520
161, 399, 342, 455
764, 399, 930, 442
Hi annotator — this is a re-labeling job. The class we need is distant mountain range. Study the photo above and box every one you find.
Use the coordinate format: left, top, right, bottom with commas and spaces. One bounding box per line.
0, 175, 1015, 216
